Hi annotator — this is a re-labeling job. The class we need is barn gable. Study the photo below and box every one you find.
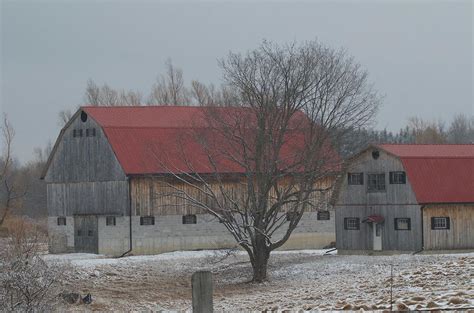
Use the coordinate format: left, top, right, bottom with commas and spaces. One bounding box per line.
42, 109, 126, 183
335, 146, 419, 206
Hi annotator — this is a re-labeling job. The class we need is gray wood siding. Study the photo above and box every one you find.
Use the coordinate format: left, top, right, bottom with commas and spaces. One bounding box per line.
335, 148, 422, 251
335, 205, 422, 251
47, 181, 129, 216
337, 150, 418, 206
44, 112, 126, 183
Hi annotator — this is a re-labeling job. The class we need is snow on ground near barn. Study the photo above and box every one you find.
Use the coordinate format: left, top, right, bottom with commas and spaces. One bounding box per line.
44, 250, 473, 312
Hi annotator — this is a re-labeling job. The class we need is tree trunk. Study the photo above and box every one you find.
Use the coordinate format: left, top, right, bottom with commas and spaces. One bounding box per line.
251, 242, 270, 283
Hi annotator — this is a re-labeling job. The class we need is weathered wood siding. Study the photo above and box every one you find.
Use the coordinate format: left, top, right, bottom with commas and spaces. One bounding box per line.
335, 148, 422, 251
423, 204, 474, 250
44, 112, 126, 183
131, 176, 334, 216
44, 111, 129, 217
336, 205, 422, 251
47, 181, 129, 216
337, 149, 418, 206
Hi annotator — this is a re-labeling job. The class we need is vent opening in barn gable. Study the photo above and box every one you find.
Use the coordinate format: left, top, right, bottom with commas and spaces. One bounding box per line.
81, 111, 88, 122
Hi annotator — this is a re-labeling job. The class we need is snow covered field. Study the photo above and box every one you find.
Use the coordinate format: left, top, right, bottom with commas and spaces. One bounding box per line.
44, 250, 473, 311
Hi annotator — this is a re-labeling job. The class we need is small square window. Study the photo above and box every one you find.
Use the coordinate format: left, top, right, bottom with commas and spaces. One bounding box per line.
390, 171, 406, 184
367, 173, 386, 192
182, 214, 197, 224
344, 217, 360, 230
86, 128, 96, 137
394, 218, 411, 230
317, 211, 330, 220
57, 217, 66, 226
431, 217, 450, 230
348, 173, 364, 185
106, 216, 116, 226
140, 216, 155, 226
73, 129, 83, 138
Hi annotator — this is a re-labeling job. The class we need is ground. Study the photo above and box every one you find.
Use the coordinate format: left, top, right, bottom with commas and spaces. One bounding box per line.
42, 249, 473, 312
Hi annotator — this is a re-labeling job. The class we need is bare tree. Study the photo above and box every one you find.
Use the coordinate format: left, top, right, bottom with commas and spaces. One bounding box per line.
407, 117, 447, 144
148, 59, 191, 105
120, 90, 142, 106
154, 40, 380, 282
58, 109, 74, 127
0, 115, 25, 226
448, 114, 474, 144
84, 79, 142, 107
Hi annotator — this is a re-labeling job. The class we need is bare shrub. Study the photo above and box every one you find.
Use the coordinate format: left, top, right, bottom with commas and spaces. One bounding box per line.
0, 219, 66, 312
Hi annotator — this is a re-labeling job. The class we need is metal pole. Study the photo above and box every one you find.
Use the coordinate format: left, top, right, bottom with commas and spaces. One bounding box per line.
390, 264, 393, 312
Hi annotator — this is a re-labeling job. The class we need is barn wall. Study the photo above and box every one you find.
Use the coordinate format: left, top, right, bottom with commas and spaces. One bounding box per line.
95, 211, 335, 256
335, 205, 422, 251
423, 204, 474, 250
44, 111, 126, 183
92, 176, 337, 256
47, 216, 75, 253
130, 176, 334, 216
44, 110, 129, 254
335, 148, 422, 252
47, 181, 129, 216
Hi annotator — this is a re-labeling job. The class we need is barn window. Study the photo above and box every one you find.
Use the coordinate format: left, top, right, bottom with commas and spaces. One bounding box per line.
372, 150, 380, 160
73, 129, 83, 138
57, 217, 66, 226
317, 211, 330, 220
394, 218, 411, 230
390, 171, 406, 184
344, 217, 360, 230
367, 173, 386, 192
286, 211, 298, 221
182, 214, 197, 224
140, 216, 155, 226
348, 173, 364, 185
86, 128, 96, 137
106, 216, 116, 226
431, 217, 450, 230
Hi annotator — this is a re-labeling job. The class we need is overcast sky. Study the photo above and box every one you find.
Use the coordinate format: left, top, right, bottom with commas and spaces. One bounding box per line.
1, 0, 473, 163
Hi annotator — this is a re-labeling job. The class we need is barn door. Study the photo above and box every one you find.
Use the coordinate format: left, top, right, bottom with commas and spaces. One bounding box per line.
373, 223, 382, 251
74, 215, 98, 253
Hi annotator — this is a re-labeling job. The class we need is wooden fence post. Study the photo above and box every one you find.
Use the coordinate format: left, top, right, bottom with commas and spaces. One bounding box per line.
192, 271, 213, 313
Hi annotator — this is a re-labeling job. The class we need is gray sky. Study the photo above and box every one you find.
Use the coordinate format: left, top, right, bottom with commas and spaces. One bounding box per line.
1, 0, 473, 163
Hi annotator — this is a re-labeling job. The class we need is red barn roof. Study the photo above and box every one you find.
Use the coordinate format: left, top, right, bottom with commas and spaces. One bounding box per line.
378, 144, 474, 204
80, 106, 337, 176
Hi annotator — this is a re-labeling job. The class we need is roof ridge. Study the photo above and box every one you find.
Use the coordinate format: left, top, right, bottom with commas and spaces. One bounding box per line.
82, 105, 227, 109
379, 143, 474, 146
102, 126, 212, 129
400, 156, 474, 159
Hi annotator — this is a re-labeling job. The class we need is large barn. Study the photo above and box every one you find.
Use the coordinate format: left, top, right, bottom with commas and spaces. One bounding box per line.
334, 144, 474, 253
42, 106, 336, 256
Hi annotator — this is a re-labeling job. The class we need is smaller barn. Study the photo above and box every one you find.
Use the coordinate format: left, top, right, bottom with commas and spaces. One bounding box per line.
334, 144, 474, 253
